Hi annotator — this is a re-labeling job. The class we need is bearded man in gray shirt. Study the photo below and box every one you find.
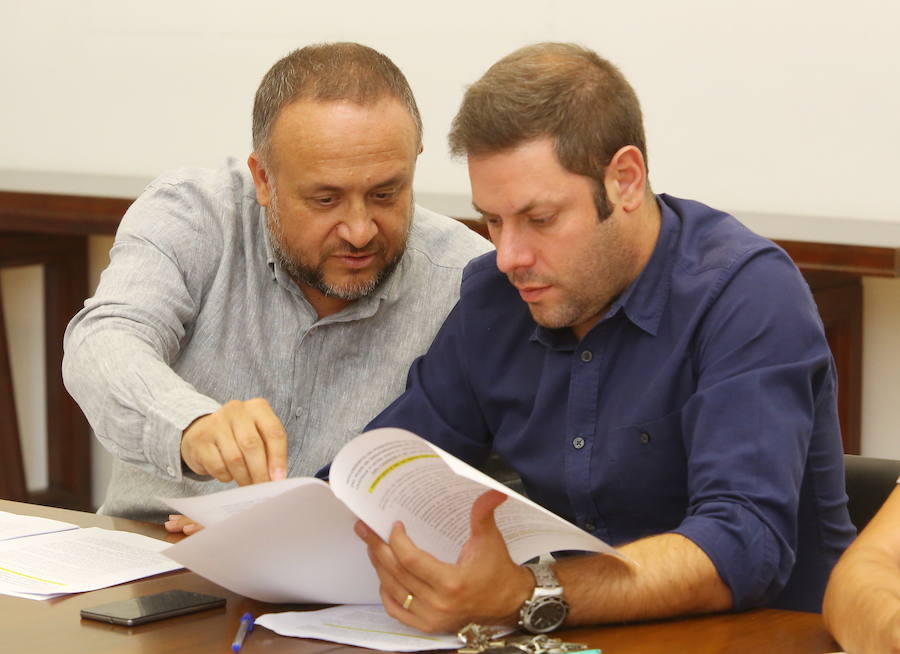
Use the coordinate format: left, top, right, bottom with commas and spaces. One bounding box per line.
62, 43, 491, 525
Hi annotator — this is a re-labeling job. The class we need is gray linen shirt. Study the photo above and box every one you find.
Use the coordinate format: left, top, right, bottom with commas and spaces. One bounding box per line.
62, 158, 492, 522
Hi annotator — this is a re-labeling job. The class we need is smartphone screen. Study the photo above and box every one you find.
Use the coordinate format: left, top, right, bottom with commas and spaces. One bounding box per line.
80, 589, 226, 626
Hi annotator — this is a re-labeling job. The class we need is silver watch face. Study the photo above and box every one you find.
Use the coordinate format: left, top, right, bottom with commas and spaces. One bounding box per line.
521, 596, 568, 634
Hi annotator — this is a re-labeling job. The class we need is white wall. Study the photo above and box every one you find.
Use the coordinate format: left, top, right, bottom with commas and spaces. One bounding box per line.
4, 1, 900, 219
2, 0, 899, 505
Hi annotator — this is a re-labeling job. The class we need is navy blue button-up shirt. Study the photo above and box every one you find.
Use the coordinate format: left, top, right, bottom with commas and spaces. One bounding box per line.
367, 194, 855, 612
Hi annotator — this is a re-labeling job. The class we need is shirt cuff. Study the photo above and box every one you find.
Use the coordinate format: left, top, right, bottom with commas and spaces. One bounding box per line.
672, 502, 787, 610
142, 389, 222, 482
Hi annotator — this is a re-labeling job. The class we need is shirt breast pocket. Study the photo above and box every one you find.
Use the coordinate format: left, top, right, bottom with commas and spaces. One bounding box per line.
594, 410, 689, 538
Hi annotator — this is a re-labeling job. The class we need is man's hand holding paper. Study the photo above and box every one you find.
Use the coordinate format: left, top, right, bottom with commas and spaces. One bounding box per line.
164, 514, 203, 535
169, 398, 288, 535
180, 398, 288, 486
355, 489, 533, 634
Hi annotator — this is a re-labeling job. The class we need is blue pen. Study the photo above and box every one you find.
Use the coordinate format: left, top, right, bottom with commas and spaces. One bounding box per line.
231, 612, 254, 652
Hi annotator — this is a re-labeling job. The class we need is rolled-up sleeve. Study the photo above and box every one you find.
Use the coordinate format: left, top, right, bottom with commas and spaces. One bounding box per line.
671, 248, 835, 609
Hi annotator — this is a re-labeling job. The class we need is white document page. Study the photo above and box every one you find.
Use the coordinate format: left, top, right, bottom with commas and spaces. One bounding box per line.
163, 428, 626, 607
256, 605, 464, 651
0, 527, 182, 599
163, 477, 313, 527
0, 511, 77, 541
331, 428, 626, 565
163, 479, 380, 604
3, 589, 68, 600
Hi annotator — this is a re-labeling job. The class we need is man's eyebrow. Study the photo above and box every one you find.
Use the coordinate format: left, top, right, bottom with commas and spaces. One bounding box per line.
371, 174, 407, 189
300, 173, 408, 194
306, 183, 342, 193
471, 200, 540, 218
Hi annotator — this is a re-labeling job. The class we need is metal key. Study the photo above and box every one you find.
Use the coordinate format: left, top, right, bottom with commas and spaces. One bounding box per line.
505, 634, 551, 654
456, 624, 594, 654
545, 639, 593, 653
457, 623, 509, 653
546, 640, 595, 654
507, 634, 592, 654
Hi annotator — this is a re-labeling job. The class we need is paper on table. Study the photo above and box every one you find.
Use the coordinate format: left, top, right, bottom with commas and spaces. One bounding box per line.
164, 478, 380, 604
2, 589, 67, 600
0, 511, 77, 541
163, 477, 313, 527
256, 605, 464, 651
0, 527, 182, 598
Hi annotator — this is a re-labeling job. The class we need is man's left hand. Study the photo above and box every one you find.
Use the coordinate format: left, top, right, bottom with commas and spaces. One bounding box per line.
164, 514, 204, 535
354, 489, 534, 633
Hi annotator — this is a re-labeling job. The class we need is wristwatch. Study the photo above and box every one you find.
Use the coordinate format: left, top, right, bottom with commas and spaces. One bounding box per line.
518, 562, 569, 634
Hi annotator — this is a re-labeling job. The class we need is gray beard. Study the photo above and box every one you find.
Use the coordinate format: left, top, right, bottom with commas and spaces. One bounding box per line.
265, 190, 410, 301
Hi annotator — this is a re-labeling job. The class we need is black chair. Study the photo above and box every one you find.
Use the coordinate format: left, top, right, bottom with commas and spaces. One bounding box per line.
485, 453, 900, 530
844, 454, 900, 530
480, 452, 526, 497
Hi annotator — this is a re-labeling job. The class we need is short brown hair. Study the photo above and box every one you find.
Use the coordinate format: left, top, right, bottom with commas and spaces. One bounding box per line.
449, 43, 648, 219
252, 42, 422, 165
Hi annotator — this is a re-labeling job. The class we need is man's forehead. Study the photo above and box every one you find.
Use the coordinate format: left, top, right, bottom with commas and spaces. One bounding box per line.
471, 178, 569, 217
267, 98, 418, 177
297, 169, 411, 192
273, 97, 416, 138
468, 138, 595, 217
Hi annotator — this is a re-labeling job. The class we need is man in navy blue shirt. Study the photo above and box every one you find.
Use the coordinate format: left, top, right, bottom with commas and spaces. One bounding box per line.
355, 43, 855, 634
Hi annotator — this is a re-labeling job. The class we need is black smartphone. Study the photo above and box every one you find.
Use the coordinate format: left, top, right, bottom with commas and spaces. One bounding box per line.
80, 589, 226, 626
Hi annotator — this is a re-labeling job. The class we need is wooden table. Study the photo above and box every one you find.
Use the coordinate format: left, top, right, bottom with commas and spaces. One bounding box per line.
0, 499, 841, 654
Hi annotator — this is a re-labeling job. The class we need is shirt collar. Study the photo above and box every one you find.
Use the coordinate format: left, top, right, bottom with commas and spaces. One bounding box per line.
604, 195, 679, 337
263, 206, 279, 281
532, 195, 679, 347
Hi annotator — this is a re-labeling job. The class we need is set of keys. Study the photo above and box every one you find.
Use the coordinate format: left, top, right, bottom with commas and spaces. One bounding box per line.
456, 623, 600, 654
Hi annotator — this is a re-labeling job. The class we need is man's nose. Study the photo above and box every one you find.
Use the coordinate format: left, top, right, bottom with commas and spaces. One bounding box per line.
335, 201, 378, 249
494, 226, 535, 274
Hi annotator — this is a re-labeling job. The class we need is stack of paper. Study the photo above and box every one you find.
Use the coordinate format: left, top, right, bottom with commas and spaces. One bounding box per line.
256, 605, 469, 651
0, 511, 77, 541
0, 511, 182, 600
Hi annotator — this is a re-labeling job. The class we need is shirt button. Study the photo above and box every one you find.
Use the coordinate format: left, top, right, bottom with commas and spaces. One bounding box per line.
584, 520, 597, 532
166, 465, 174, 477
572, 437, 585, 449
580, 350, 593, 362
639, 431, 651, 444
294, 407, 302, 417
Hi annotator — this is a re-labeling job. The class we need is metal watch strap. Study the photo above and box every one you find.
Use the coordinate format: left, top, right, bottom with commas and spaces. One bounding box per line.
519, 562, 568, 634
525, 562, 559, 589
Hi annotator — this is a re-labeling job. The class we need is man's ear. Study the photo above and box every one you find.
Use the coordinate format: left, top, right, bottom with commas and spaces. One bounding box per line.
247, 153, 273, 207
603, 146, 647, 213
